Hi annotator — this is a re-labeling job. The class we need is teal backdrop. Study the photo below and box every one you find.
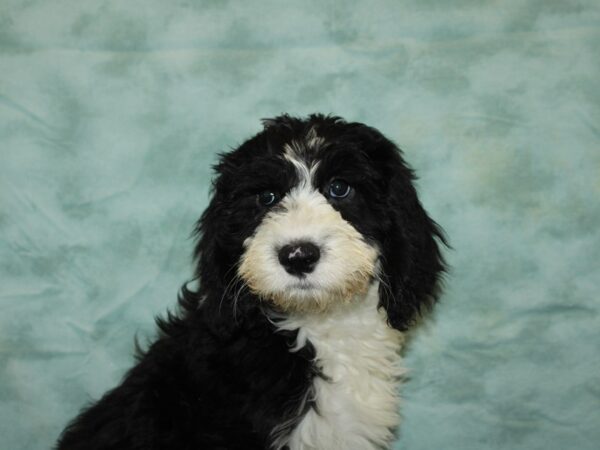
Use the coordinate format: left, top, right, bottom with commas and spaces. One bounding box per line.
1, 1, 599, 449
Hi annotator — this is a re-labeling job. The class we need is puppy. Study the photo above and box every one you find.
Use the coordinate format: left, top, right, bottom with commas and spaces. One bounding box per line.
56, 114, 446, 450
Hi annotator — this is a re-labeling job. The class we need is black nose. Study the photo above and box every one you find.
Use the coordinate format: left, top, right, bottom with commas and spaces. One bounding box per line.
278, 242, 321, 276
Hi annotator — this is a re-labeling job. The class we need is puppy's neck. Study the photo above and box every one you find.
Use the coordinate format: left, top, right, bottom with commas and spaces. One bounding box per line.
273, 281, 406, 450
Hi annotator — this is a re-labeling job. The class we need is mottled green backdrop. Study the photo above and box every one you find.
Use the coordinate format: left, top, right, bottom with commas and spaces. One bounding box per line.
1, 1, 599, 449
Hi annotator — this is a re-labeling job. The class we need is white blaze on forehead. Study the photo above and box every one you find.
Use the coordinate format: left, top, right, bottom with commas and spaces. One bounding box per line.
282, 126, 325, 189
283, 142, 319, 190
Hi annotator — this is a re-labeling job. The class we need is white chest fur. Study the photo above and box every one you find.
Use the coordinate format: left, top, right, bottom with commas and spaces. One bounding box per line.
274, 283, 405, 450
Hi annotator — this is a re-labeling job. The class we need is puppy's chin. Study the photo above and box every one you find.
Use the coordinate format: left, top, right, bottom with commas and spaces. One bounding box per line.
249, 273, 376, 314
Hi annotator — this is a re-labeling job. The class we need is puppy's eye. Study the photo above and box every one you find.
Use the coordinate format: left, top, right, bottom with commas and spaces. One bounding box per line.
257, 191, 279, 207
328, 179, 352, 199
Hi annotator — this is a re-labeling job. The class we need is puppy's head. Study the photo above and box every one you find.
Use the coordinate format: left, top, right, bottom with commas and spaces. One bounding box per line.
194, 114, 445, 330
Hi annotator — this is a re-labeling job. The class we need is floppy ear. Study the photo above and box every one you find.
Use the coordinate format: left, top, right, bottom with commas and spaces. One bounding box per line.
378, 153, 447, 331
193, 191, 227, 295
165, 188, 227, 319
155, 188, 229, 338
191, 153, 246, 297
170, 154, 238, 312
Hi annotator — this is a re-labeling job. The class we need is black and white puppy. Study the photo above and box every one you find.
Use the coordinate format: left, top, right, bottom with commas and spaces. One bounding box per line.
57, 114, 446, 450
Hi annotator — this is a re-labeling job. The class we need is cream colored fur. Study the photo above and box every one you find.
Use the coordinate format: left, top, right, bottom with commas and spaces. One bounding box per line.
274, 283, 405, 450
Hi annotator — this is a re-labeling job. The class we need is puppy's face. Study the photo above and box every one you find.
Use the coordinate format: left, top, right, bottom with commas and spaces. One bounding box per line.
196, 115, 445, 329
238, 137, 380, 313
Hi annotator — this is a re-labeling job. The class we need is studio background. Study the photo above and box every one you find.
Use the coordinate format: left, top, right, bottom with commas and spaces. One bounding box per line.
1, 1, 599, 449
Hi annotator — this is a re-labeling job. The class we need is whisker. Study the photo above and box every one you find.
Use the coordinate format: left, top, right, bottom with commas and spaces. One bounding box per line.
218, 262, 245, 314
231, 275, 248, 324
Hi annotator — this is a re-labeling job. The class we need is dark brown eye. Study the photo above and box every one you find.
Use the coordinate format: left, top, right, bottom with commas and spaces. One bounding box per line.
328, 179, 351, 199
257, 191, 279, 206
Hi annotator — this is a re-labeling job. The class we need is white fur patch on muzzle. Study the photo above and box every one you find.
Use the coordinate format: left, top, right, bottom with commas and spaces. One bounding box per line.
238, 186, 379, 313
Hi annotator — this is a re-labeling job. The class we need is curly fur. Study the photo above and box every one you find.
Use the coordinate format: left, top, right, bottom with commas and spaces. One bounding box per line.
56, 114, 446, 450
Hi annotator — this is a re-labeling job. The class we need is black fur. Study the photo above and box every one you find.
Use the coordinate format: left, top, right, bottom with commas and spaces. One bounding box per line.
56, 114, 445, 450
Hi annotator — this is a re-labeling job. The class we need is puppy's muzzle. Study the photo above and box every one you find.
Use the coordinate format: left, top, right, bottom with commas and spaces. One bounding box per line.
278, 241, 320, 276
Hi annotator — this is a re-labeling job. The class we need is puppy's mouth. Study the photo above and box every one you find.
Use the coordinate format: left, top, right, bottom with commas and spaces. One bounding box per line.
289, 281, 317, 291
257, 272, 374, 313
274, 274, 323, 298
288, 278, 318, 291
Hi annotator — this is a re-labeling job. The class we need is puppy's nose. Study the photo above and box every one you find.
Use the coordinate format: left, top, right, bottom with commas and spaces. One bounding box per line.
278, 242, 320, 276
